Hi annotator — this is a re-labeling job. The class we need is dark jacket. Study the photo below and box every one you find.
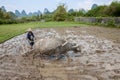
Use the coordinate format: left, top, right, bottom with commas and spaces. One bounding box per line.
27, 31, 35, 41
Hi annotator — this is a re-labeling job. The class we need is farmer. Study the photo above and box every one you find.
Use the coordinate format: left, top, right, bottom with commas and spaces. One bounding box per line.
26, 28, 35, 49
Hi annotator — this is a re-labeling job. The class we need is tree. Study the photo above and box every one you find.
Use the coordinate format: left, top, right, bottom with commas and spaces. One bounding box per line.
1, 6, 6, 12
0, 8, 11, 19
106, 1, 120, 16
0, 8, 4, 19
53, 4, 67, 21
0, 7, 18, 24
85, 6, 107, 17
8, 11, 17, 19
85, 1, 120, 17
3, 12, 10, 19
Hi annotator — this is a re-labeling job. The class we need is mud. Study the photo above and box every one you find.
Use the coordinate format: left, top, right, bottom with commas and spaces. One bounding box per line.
0, 26, 120, 80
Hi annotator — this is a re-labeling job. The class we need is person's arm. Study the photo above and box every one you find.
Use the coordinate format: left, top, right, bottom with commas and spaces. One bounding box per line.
26, 33, 30, 41
31, 32, 36, 40
31, 32, 34, 37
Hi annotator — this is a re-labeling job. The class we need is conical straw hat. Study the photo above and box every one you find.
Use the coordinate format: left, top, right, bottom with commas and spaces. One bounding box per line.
27, 28, 32, 31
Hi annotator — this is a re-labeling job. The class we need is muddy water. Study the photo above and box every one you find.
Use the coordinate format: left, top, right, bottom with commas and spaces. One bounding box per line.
0, 27, 120, 80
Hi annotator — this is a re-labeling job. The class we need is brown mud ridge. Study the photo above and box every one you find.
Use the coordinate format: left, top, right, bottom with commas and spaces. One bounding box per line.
0, 27, 120, 80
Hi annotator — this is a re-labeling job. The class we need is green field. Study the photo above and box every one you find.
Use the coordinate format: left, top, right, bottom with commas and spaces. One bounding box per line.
0, 21, 87, 43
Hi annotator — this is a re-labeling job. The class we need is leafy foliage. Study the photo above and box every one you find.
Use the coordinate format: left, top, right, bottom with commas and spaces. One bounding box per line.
105, 1, 120, 17
53, 4, 67, 21
0, 8, 18, 24
67, 9, 84, 21
85, 6, 107, 17
85, 1, 120, 17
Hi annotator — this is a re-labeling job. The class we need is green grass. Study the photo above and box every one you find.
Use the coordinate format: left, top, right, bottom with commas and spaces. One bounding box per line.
0, 21, 87, 43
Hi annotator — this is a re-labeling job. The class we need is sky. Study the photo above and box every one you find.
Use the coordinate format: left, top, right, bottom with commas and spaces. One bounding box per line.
0, 0, 115, 13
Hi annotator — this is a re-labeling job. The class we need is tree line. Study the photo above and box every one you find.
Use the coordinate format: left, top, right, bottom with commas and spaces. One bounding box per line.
0, 1, 120, 24
86, 1, 120, 17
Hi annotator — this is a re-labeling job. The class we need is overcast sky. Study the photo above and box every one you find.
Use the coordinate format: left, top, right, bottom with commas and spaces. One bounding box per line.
0, 0, 115, 13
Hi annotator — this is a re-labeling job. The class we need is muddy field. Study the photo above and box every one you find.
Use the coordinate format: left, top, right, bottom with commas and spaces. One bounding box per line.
0, 26, 120, 80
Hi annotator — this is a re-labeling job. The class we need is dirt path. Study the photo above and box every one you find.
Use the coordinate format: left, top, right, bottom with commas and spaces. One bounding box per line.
0, 26, 120, 80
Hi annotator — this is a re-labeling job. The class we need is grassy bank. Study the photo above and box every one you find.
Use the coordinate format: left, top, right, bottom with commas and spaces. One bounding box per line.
0, 21, 87, 43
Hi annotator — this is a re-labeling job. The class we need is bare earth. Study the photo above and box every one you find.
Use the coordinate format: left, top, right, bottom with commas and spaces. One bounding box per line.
0, 26, 120, 80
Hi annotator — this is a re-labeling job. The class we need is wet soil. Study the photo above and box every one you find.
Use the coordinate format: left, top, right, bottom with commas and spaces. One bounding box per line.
0, 26, 120, 80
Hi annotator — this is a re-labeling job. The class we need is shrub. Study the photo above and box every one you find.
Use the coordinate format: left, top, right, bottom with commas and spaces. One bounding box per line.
106, 20, 115, 27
